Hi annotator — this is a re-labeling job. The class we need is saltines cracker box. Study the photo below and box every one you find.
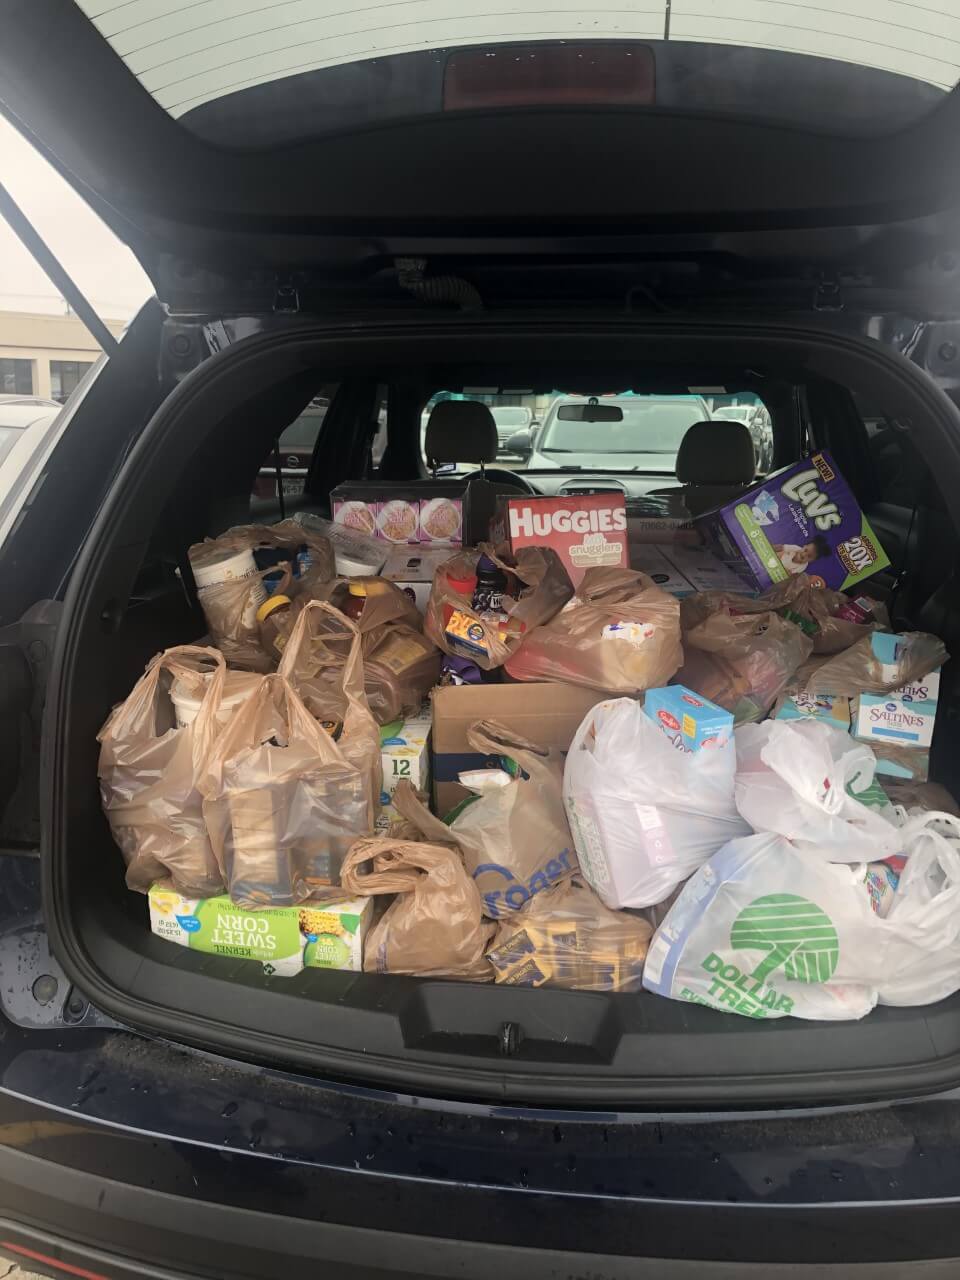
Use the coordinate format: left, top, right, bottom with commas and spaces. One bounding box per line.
492, 493, 628, 586
693, 451, 890, 592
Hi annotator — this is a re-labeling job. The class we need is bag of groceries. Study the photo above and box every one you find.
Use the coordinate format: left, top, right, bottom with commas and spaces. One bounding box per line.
803, 629, 947, 697
643, 814, 960, 1019
505, 567, 682, 693
314, 577, 440, 724
98, 646, 257, 896
425, 544, 572, 671
563, 698, 751, 910
678, 606, 812, 722
389, 725, 578, 919
486, 878, 653, 991
734, 719, 902, 862
340, 833, 494, 980
199, 605, 379, 908
188, 519, 336, 670
681, 579, 889, 655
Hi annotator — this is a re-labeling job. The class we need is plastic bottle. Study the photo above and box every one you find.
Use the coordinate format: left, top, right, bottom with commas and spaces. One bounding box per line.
448, 569, 478, 599
340, 581, 368, 622
472, 555, 508, 616
257, 594, 293, 662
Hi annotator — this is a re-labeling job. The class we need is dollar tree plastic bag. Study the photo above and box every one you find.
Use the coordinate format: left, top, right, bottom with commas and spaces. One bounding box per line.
644, 814, 960, 1019
98, 646, 244, 896
486, 878, 652, 990
340, 832, 494, 980
642, 833, 880, 1020
734, 719, 904, 863
505, 567, 682, 693
677, 607, 813, 722
562, 698, 751, 910
387, 725, 578, 918
199, 605, 379, 908
424, 544, 572, 671
804, 630, 947, 697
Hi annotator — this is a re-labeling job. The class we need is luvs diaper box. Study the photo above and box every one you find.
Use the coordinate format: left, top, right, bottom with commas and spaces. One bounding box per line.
693, 451, 890, 592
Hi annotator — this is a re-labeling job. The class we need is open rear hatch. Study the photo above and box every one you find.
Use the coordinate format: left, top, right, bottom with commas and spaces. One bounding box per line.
5, 2, 960, 1104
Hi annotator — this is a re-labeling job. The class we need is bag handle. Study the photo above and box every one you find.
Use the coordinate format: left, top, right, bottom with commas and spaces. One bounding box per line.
465, 718, 550, 769
340, 835, 452, 895
278, 599, 365, 704
389, 779, 456, 844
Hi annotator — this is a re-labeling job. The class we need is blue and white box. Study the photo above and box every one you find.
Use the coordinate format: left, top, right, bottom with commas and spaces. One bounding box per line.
644, 685, 734, 752
853, 634, 940, 749
775, 692, 851, 731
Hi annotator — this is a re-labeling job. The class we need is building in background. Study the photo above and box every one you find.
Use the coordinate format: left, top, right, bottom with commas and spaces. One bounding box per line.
0, 310, 125, 403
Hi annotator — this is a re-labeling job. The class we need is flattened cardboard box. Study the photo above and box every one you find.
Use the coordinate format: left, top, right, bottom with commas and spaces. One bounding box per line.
431, 682, 608, 815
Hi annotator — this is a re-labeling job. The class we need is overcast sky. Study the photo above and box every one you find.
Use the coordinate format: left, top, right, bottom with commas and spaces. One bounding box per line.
0, 115, 152, 322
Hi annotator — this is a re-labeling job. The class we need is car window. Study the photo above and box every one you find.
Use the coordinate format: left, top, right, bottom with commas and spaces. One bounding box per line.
539, 401, 704, 456
252, 394, 333, 503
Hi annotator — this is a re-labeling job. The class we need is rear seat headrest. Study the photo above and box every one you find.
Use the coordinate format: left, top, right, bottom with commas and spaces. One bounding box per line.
425, 400, 498, 466
675, 420, 756, 485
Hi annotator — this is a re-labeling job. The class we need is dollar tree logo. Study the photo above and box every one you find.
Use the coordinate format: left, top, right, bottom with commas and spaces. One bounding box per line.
730, 894, 839, 984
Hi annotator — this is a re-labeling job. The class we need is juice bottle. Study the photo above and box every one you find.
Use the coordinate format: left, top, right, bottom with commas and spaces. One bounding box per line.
257, 594, 293, 662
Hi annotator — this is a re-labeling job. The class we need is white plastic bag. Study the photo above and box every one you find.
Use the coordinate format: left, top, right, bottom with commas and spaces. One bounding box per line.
642, 832, 880, 1020
562, 698, 751, 909
734, 719, 901, 863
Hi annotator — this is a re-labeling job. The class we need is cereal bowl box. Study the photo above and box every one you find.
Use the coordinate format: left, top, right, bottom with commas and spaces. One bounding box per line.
693, 451, 890, 592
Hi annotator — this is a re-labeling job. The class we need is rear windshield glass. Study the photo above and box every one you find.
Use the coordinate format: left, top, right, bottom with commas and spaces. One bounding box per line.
77, 3, 954, 145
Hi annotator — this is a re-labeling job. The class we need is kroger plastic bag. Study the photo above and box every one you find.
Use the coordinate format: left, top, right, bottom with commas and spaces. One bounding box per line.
340, 833, 494, 980
677, 607, 812, 722
388, 724, 578, 918
734, 719, 905, 862
642, 832, 880, 1020
803, 630, 947, 697
98, 646, 244, 897
199, 606, 379, 908
486, 878, 652, 990
505, 567, 682, 693
425, 544, 572, 671
562, 698, 751, 910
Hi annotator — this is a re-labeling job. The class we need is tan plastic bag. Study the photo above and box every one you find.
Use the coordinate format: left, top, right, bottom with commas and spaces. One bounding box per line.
98, 646, 233, 896
505, 567, 682, 693
486, 878, 653, 991
424, 544, 572, 671
199, 605, 379, 907
803, 630, 948, 697
340, 833, 494, 980
311, 577, 440, 724
678, 608, 813, 722
681, 579, 889, 655
389, 724, 579, 918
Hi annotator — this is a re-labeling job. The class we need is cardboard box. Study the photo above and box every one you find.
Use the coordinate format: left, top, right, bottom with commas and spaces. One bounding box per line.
873, 745, 930, 784
644, 685, 733, 751
775, 692, 851, 730
331, 482, 463, 545
628, 545, 697, 598
693, 451, 890, 592
378, 705, 431, 830
380, 546, 451, 613
148, 888, 373, 975
659, 542, 752, 594
431, 682, 607, 815
853, 637, 940, 750
492, 493, 628, 586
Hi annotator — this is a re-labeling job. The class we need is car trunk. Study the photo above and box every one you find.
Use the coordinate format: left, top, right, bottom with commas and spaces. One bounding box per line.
39, 312, 960, 1106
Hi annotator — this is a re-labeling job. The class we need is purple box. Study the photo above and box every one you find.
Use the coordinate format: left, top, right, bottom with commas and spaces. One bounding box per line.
693, 451, 890, 592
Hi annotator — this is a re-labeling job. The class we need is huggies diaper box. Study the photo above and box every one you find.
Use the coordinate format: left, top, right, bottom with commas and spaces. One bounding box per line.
693, 452, 890, 592
492, 493, 628, 586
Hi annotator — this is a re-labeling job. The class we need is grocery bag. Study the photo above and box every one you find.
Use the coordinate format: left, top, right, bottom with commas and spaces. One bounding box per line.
681, 579, 889, 655
562, 698, 751, 910
505, 567, 682, 693
734, 719, 903, 862
312, 576, 439, 724
486, 878, 653, 991
340, 834, 494, 980
804, 630, 947, 697
641, 832, 880, 1020
424, 544, 572, 671
199, 606, 379, 907
678, 607, 812, 722
98, 646, 235, 896
389, 724, 578, 918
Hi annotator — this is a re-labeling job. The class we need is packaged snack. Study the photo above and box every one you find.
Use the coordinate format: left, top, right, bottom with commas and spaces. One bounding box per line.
852, 634, 941, 750
774, 692, 851, 730
505, 567, 682, 694
693, 451, 890, 592
331, 483, 464, 545
806, 630, 947, 698
378, 706, 431, 831
644, 685, 734, 751
491, 492, 628, 586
